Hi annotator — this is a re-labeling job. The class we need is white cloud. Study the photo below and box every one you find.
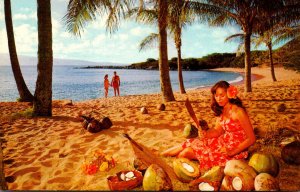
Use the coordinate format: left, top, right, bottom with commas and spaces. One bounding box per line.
13, 12, 37, 21
130, 26, 152, 36
14, 24, 37, 54
0, 29, 8, 53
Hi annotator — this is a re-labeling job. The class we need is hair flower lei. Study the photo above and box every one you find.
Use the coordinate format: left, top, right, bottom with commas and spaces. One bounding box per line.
227, 85, 238, 99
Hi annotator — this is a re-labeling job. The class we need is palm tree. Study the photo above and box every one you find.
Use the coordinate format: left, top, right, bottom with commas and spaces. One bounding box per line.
4, 0, 34, 102
33, 0, 53, 116
189, 0, 284, 92
157, 0, 175, 101
64, 0, 175, 101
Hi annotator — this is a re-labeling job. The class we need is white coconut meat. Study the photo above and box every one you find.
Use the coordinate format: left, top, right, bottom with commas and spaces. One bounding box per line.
232, 176, 243, 191
198, 182, 214, 191
120, 173, 125, 181
125, 171, 135, 178
182, 162, 195, 173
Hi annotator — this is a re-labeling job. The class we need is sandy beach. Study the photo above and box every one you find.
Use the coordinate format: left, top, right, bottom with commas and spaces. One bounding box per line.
0, 66, 299, 190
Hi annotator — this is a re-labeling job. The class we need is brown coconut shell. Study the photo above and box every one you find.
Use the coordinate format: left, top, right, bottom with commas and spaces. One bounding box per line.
281, 140, 300, 165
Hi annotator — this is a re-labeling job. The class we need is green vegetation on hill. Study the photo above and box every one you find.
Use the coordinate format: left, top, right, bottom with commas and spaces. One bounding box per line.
79, 38, 299, 71
128, 38, 299, 72
128, 52, 263, 70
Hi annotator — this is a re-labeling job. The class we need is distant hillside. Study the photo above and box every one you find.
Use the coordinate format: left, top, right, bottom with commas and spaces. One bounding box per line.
275, 37, 300, 72
127, 38, 300, 72
0, 54, 125, 66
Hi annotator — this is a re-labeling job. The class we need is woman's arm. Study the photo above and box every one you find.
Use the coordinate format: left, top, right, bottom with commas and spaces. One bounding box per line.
204, 118, 224, 139
227, 107, 256, 157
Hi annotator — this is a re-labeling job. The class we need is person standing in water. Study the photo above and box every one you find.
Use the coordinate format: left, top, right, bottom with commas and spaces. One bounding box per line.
111, 71, 121, 96
104, 74, 110, 98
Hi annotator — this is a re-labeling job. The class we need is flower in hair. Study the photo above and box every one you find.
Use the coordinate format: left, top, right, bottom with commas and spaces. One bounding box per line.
227, 85, 238, 99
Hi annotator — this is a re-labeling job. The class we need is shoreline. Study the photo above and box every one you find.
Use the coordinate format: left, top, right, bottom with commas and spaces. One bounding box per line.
0, 66, 300, 190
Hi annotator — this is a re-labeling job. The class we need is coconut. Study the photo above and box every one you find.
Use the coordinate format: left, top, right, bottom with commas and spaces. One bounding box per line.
254, 173, 279, 191
201, 166, 224, 182
183, 124, 198, 138
189, 166, 224, 191
199, 182, 215, 191
281, 140, 300, 165
248, 153, 279, 176
173, 158, 199, 182
140, 107, 148, 114
277, 103, 286, 112
224, 160, 257, 178
142, 164, 172, 191
157, 104, 166, 111
220, 175, 234, 191
224, 160, 256, 191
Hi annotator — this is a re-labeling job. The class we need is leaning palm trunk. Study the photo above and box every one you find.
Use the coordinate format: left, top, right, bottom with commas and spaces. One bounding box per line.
158, 0, 175, 102
244, 32, 252, 92
176, 42, 186, 94
267, 42, 277, 81
4, 0, 33, 102
33, 0, 53, 116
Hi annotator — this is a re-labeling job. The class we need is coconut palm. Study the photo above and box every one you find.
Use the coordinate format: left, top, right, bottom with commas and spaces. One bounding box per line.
224, 0, 299, 83
128, 1, 193, 94
188, 0, 285, 92
4, 0, 34, 102
33, 0, 53, 116
64, 0, 175, 101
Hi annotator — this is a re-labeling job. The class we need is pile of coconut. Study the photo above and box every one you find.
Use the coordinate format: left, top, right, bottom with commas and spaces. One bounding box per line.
107, 128, 300, 191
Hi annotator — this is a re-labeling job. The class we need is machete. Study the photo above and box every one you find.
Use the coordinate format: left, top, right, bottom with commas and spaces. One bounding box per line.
185, 98, 200, 129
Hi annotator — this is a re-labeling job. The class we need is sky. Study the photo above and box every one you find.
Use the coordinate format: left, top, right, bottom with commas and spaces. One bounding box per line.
0, 0, 244, 65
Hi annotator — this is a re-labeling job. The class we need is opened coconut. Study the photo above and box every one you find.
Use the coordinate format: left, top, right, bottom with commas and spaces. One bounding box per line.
173, 158, 199, 182
281, 140, 300, 165
248, 153, 279, 176
190, 166, 224, 191
142, 164, 172, 191
223, 160, 257, 191
254, 173, 279, 191
183, 124, 198, 138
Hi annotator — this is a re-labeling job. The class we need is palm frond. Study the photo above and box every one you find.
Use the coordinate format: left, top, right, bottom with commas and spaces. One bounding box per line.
139, 33, 159, 52
273, 25, 300, 45
224, 33, 244, 43
63, 0, 103, 36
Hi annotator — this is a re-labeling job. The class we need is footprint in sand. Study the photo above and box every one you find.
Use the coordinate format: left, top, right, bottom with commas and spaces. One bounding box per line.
13, 167, 40, 176
41, 160, 52, 167
48, 177, 72, 184
3, 159, 14, 165
5, 176, 16, 183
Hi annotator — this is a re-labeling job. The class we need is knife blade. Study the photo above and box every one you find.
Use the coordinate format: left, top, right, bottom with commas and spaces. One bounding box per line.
185, 98, 200, 129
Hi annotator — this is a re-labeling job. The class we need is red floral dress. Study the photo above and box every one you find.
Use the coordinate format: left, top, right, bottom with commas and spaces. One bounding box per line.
182, 109, 248, 169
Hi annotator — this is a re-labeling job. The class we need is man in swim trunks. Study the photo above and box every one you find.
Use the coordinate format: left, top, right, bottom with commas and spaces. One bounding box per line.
111, 71, 121, 96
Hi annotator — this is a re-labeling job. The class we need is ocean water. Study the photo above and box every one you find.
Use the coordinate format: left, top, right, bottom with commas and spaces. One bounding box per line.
0, 65, 242, 101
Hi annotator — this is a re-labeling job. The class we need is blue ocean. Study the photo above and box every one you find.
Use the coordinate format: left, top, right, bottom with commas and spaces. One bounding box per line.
0, 65, 242, 101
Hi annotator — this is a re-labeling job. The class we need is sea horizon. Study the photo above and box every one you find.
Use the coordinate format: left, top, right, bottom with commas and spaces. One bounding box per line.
0, 65, 242, 102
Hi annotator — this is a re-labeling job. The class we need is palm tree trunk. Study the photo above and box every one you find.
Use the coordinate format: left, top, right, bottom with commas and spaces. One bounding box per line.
33, 0, 53, 116
176, 42, 186, 94
158, 0, 175, 102
267, 42, 277, 81
244, 32, 252, 92
4, 0, 33, 102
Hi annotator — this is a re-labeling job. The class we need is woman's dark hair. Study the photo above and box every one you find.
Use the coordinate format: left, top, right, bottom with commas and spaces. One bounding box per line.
210, 81, 245, 116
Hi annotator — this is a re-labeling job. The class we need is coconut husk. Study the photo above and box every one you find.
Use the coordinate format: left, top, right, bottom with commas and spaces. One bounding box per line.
122, 133, 181, 189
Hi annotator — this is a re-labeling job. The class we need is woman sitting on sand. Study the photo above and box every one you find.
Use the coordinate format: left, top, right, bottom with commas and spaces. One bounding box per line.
162, 81, 256, 170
